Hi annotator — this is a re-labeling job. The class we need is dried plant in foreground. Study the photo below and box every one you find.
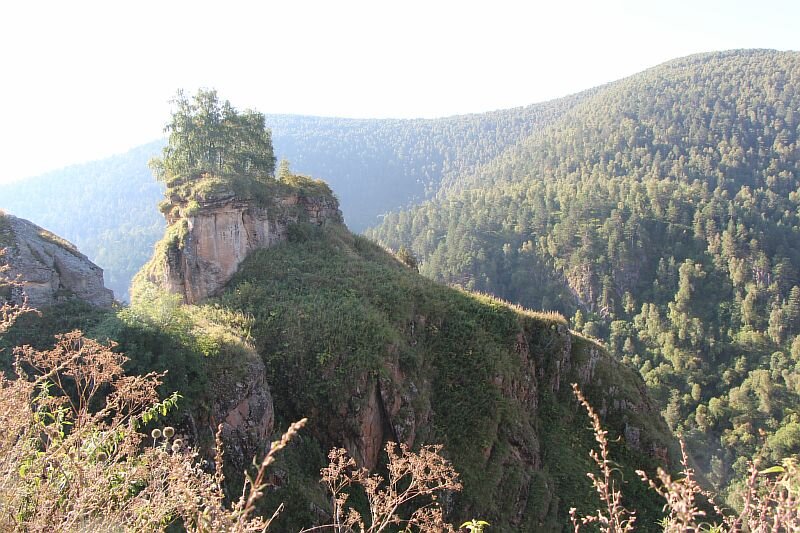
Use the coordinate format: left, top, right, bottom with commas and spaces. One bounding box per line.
0, 327, 305, 532
635, 440, 709, 532
639, 450, 800, 532
220, 417, 308, 531
570, 383, 636, 532
735, 459, 800, 531
572, 383, 800, 532
304, 442, 463, 532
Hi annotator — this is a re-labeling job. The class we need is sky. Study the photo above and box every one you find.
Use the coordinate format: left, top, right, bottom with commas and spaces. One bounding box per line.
0, 0, 798, 184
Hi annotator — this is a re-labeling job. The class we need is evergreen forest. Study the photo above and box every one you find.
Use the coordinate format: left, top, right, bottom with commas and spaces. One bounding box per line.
370, 49, 800, 499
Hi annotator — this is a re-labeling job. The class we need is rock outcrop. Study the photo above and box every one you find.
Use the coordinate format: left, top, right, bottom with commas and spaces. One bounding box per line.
0, 213, 113, 308
146, 187, 342, 304
135, 176, 675, 529
183, 344, 275, 478
309, 315, 674, 531
336, 319, 670, 475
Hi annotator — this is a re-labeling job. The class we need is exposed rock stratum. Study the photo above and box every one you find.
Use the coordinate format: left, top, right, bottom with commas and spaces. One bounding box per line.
144, 186, 342, 304
0, 212, 113, 308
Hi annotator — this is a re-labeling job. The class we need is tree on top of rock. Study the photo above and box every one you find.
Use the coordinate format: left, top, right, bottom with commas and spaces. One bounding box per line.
149, 89, 276, 184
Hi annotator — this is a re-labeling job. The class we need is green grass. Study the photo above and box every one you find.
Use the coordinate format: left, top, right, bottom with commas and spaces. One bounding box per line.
159, 171, 336, 220
214, 224, 671, 530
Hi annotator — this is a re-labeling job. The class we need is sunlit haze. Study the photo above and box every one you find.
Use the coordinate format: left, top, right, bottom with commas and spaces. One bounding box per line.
1, 0, 798, 183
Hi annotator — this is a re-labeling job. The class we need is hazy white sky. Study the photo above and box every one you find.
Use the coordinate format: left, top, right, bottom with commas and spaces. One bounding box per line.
1, 0, 798, 183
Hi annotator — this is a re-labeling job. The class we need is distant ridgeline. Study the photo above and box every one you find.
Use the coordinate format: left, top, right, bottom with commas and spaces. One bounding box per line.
369, 49, 800, 500
0, 87, 588, 300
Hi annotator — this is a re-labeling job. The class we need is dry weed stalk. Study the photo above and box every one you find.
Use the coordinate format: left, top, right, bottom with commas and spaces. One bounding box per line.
638, 447, 800, 532
0, 327, 305, 532
225, 417, 308, 530
570, 383, 636, 532
572, 383, 800, 532
635, 440, 707, 531
304, 442, 462, 532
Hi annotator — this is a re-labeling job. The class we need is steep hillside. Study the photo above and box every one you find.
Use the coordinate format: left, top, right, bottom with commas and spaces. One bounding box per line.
119, 103, 674, 525
369, 49, 800, 497
0, 96, 586, 300
2, 206, 676, 531
209, 223, 675, 530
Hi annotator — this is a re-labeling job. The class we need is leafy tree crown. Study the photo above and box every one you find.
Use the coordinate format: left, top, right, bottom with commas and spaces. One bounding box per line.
149, 89, 276, 184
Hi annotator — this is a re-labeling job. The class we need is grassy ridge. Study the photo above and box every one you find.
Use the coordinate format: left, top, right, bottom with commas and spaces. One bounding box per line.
215, 223, 672, 530
369, 50, 800, 501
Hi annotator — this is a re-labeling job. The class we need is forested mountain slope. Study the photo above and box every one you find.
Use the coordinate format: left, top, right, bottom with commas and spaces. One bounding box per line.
265, 96, 589, 230
369, 49, 800, 498
0, 95, 586, 299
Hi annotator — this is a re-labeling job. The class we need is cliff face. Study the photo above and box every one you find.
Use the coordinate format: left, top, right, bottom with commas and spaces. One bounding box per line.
188, 343, 275, 480
145, 187, 342, 304
330, 319, 670, 527
0, 213, 113, 308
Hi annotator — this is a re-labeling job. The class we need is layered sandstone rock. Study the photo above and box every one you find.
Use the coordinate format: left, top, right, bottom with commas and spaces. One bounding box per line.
148, 189, 342, 304
0, 213, 113, 308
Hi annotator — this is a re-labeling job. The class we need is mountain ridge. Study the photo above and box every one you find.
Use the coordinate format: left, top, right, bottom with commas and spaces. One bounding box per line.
2, 187, 677, 531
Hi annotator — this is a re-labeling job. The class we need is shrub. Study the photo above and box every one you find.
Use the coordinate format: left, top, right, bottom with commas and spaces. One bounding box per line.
310, 443, 462, 532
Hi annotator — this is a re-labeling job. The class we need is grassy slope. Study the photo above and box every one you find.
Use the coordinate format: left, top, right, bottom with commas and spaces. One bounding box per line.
1, 221, 674, 530
215, 223, 673, 531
